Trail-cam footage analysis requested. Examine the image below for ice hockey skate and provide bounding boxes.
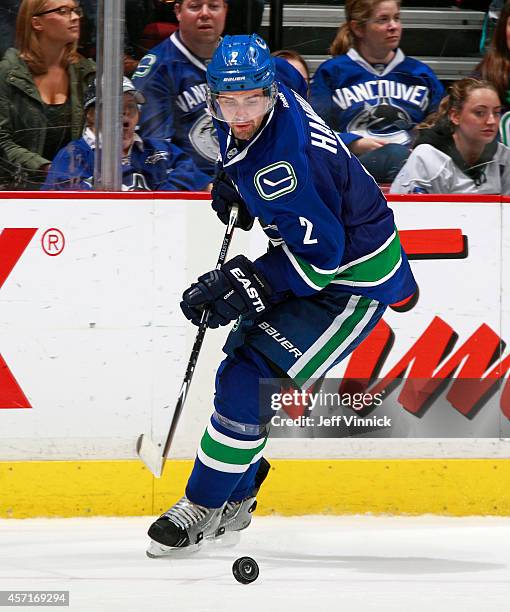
[146,494,260,558]
[146,496,225,557]
[147,457,270,557]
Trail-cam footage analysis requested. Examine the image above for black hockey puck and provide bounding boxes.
[232,556,259,584]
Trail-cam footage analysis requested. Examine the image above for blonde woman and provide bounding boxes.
[390,78,510,194]
[0,0,95,188]
[311,0,444,182]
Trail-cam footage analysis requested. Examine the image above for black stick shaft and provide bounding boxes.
[160,205,239,463]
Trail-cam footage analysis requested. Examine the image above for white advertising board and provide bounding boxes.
[1,193,509,459]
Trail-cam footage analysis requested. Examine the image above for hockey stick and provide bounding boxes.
[136,204,239,478]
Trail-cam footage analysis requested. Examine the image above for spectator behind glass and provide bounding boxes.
[310,0,444,183]
[272,49,310,90]
[132,0,228,179]
[42,76,211,190]
[390,78,510,195]
[0,0,95,189]
[272,50,309,99]
[0,1,19,59]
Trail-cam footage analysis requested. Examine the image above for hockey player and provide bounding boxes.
[42,77,211,191]
[146,34,417,556]
[391,78,510,195]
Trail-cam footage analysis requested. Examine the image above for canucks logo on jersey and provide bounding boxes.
[254,162,297,200]
[346,94,413,145]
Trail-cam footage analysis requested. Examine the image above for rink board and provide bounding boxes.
[1,192,510,517]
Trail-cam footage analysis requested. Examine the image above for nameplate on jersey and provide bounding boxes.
[254,162,297,201]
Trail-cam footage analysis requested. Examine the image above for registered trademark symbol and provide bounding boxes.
[41,228,65,256]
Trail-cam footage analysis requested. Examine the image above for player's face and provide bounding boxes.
[506,16,510,50]
[216,89,269,140]
[122,93,140,153]
[355,1,402,56]
[450,88,502,146]
[175,0,227,48]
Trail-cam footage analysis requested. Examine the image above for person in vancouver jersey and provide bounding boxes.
[146,34,417,557]
[310,0,444,183]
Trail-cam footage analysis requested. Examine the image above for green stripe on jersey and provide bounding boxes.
[200,429,267,466]
[282,244,338,291]
[296,255,338,288]
[293,296,373,381]
[335,229,401,285]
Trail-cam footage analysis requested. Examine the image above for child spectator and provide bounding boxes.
[42,77,211,190]
[0,0,95,189]
[390,78,510,195]
[310,0,444,183]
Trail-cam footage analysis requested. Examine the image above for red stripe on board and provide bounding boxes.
[0,228,38,290]
[0,190,211,200]
[0,354,31,409]
[0,191,505,203]
[399,229,464,255]
[387,194,501,203]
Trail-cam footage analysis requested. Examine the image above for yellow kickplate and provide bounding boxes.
[1,459,509,518]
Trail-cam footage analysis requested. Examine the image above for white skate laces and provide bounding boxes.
[162,496,210,531]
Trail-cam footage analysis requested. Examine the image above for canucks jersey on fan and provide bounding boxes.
[311,49,444,146]
[132,32,218,177]
[42,128,211,191]
[215,82,417,305]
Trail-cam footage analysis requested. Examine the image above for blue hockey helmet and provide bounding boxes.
[207,34,275,92]
[206,34,278,123]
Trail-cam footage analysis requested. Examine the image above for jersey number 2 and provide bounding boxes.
[299,217,318,245]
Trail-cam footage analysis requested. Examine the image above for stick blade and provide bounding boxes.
[136,434,164,478]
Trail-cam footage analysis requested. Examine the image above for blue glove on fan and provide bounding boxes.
[180,255,272,328]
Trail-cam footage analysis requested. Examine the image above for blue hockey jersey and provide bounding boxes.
[311,49,444,146]
[133,32,309,178]
[215,84,417,305]
[42,128,211,191]
[132,32,217,177]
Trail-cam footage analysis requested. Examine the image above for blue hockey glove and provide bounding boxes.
[211,171,254,231]
[180,255,272,328]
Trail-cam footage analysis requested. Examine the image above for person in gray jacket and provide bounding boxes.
[391,78,510,195]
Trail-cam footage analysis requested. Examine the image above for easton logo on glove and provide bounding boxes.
[180,255,272,329]
[228,267,267,313]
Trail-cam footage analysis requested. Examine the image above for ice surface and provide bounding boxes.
[0,515,509,612]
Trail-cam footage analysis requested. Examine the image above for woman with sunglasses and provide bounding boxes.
[0,0,95,188]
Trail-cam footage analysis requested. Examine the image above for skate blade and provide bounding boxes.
[146,530,241,558]
[212,530,241,548]
[146,540,202,559]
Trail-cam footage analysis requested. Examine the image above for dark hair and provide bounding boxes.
[272,49,310,82]
[418,77,500,132]
[329,0,401,56]
[475,2,510,105]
